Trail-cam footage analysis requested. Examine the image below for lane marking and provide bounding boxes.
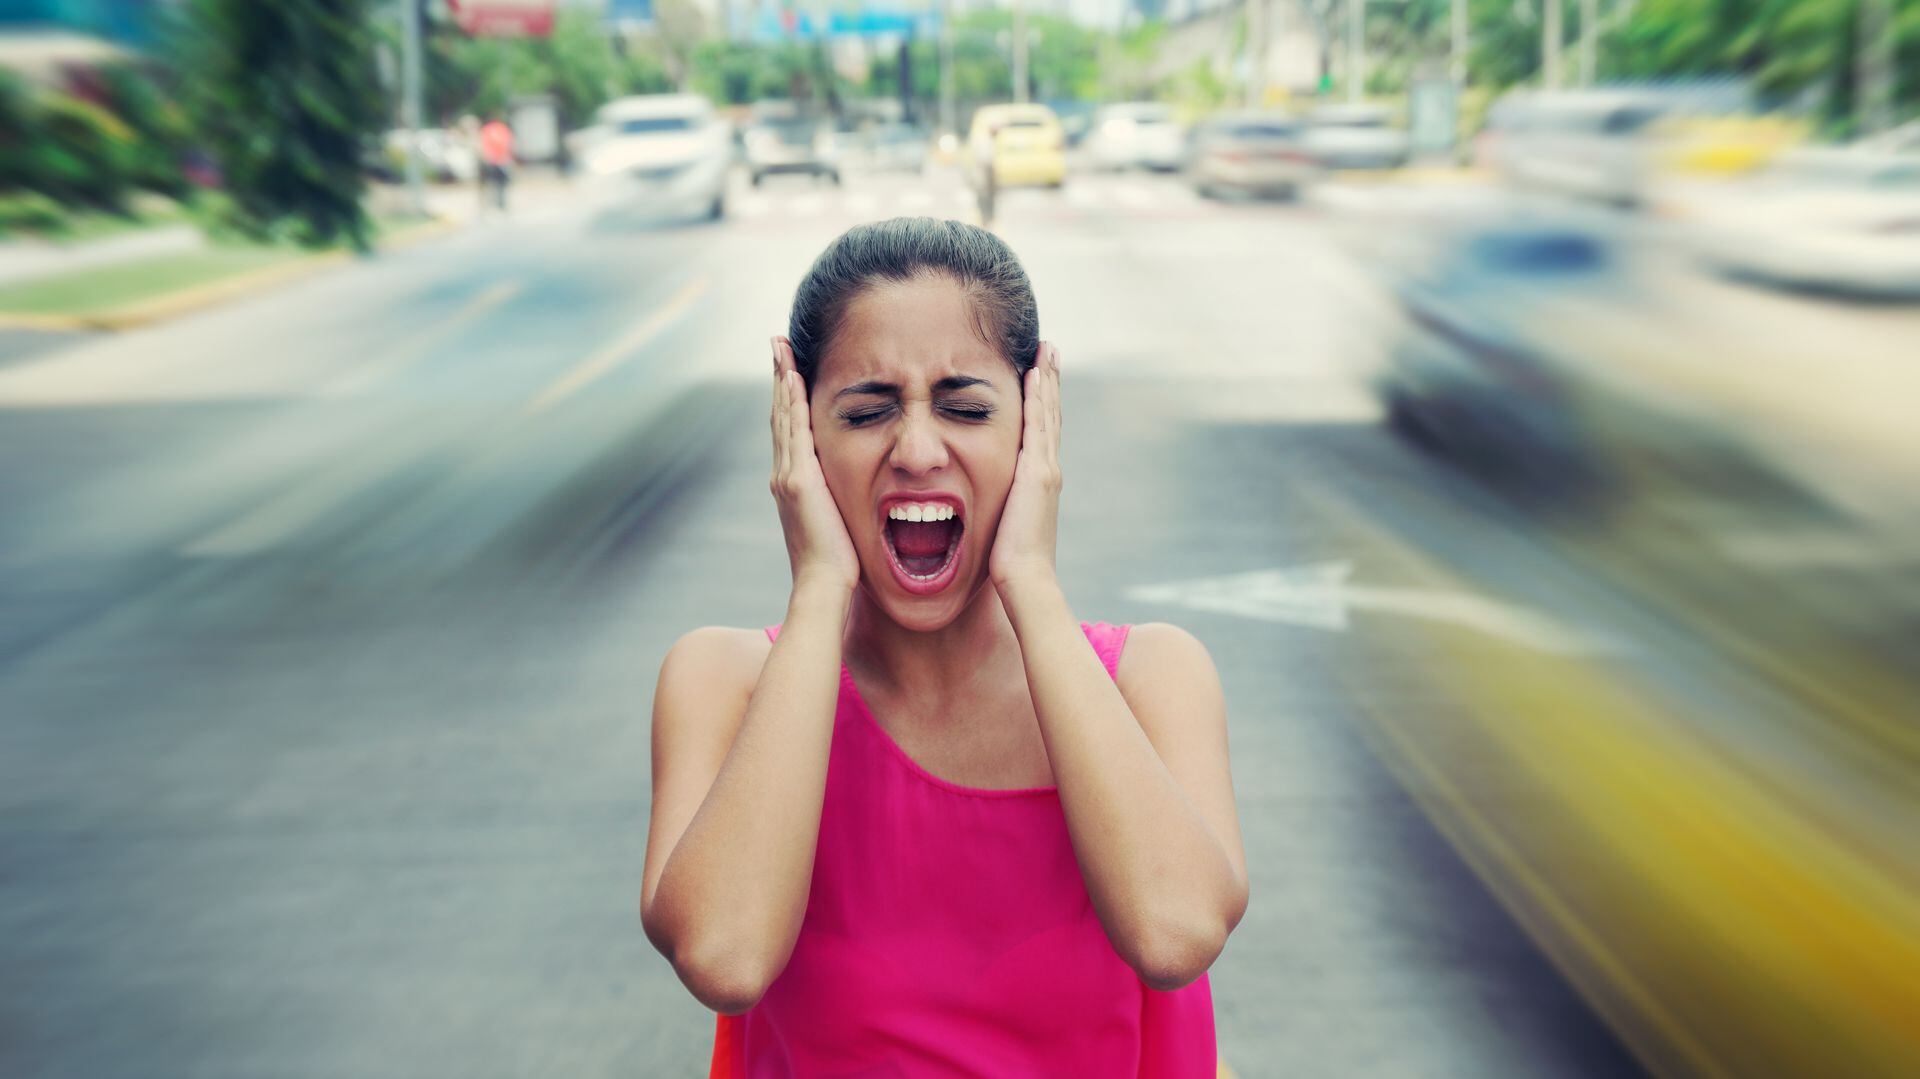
[524,274,710,414]
[324,278,524,397]
[1126,561,1611,654]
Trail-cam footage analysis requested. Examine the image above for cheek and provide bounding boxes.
[811,429,873,525]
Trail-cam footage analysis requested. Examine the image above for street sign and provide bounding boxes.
[606,0,653,24]
[756,6,938,41]
[446,0,555,37]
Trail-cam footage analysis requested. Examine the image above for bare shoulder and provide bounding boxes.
[1115,622,1221,699]
[655,626,773,715]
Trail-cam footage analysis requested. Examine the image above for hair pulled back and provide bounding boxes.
[787,217,1039,390]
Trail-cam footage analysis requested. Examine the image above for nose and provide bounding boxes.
[887,407,950,476]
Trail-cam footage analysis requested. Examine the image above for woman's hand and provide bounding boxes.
[990,342,1062,593]
[770,338,860,594]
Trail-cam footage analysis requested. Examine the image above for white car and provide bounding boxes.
[1479,90,1669,206]
[1302,105,1411,171]
[1085,104,1187,172]
[1681,147,1920,299]
[571,94,731,222]
[1189,112,1319,199]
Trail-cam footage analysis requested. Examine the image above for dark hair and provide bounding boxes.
[787,217,1039,390]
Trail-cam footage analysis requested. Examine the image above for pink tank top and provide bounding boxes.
[708,622,1217,1077]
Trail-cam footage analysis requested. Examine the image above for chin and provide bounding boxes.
[859,559,993,633]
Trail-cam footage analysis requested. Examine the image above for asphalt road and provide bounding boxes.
[0,166,1651,1077]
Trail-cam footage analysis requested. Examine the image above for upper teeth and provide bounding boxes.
[888,503,956,522]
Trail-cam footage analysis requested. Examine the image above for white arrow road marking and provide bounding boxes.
[1126,562,1612,655]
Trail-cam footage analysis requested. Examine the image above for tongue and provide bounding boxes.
[889,518,958,575]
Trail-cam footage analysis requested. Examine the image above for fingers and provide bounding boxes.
[1021,366,1041,445]
[770,338,788,476]
[787,370,815,459]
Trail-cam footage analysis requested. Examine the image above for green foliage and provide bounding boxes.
[0,191,71,236]
[175,0,384,251]
[0,64,189,211]
[23,93,139,211]
[94,64,195,200]
[691,41,813,105]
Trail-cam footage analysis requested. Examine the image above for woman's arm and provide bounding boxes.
[990,343,1247,989]
[641,341,862,1014]
[640,582,850,1014]
[1000,586,1249,990]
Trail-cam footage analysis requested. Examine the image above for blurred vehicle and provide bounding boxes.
[1374,220,1621,495]
[967,104,1067,189]
[743,118,842,186]
[1189,111,1319,200]
[1375,205,1920,538]
[1479,90,1669,207]
[858,122,929,174]
[1048,100,1097,148]
[1084,103,1187,172]
[375,128,479,184]
[571,94,731,221]
[1680,146,1920,299]
[1303,104,1410,170]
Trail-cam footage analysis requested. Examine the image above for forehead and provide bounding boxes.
[819,275,1010,390]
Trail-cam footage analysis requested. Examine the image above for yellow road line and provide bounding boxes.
[325,278,524,396]
[525,274,709,414]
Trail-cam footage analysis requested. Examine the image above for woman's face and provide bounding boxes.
[808,274,1023,631]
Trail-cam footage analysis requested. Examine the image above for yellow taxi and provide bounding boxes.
[967,104,1067,189]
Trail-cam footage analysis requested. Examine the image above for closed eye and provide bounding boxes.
[941,404,995,421]
[839,406,893,427]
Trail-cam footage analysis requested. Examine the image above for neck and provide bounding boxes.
[843,580,1023,702]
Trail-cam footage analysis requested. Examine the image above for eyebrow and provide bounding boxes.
[833,375,993,400]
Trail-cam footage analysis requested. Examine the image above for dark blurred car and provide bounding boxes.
[744,119,841,186]
[1189,111,1320,200]
[1375,221,1622,496]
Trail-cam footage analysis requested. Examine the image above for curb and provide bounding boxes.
[0,215,464,334]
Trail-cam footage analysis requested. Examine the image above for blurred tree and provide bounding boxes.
[93,64,194,200]
[177,0,384,250]
[19,93,138,211]
[0,71,41,193]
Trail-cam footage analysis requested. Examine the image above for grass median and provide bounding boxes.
[0,212,451,330]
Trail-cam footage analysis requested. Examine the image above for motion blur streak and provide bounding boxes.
[5,2,1920,1077]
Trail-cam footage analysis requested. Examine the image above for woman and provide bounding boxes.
[642,217,1248,1076]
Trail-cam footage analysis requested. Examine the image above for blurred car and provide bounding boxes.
[1302,104,1410,170]
[571,94,731,221]
[967,104,1067,189]
[1084,103,1187,172]
[860,122,929,174]
[743,118,842,186]
[1680,147,1920,299]
[1189,111,1319,200]
[1479,90,1669,207]
[1375,219,1625,496]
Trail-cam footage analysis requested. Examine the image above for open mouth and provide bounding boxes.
[880,500,965,596]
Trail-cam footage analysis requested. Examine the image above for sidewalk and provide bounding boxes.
[0,180,577,334]
[0,223,205,287]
